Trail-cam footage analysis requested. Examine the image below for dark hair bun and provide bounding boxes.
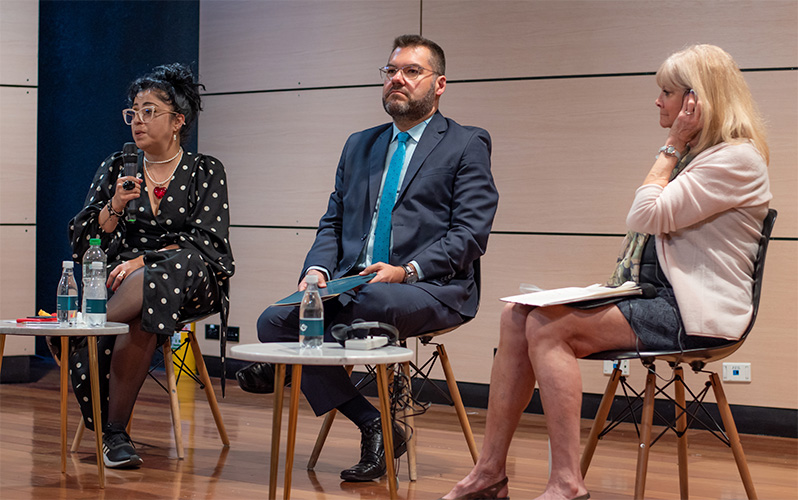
[127,63,205,143]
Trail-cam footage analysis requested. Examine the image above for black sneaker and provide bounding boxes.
[102,425,143,469]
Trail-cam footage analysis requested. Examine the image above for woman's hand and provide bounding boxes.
[667,90,703,150]
[111,176,143,214]
[107,256,144,291]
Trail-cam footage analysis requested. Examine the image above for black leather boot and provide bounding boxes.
[340,417,407,482]
[235,362,292,394]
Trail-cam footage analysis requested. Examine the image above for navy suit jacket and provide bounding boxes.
[302,111,499,318]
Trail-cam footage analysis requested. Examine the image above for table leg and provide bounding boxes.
[87,336,105,488]
[270,364,286,500]
[377,364,398,499]
[60,337,69,473]
[284,365,303,500]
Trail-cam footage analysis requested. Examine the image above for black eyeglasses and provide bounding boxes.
[122,106,178,125]
[379,64,439,81]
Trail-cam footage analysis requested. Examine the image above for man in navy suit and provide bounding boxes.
[245,34,499,481]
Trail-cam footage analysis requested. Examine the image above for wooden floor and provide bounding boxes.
[1,360,796,499]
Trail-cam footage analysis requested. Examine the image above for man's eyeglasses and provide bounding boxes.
[379,64,439,81]
[122,106,178,125]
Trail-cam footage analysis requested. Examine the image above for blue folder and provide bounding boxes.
[272,273,377,306]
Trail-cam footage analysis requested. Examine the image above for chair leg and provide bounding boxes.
[401,361,418,481]
[581,367,623,477]
[72,409,133,451]
[71,417,86,452]
[634,367,657,500]
[674,367,689,499]
[710,372,758,499]
[307,365,352,469]
[436,344,479,464]
[187,331,229,446]
[0,334,5,374]
[163,341,185,459]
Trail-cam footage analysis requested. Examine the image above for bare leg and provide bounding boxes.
[528,305,636,500]
[440,303,536,499]
[442,303,637,500]
[106,268,159,426]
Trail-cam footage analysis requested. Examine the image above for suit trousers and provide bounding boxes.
[256,282,463,416]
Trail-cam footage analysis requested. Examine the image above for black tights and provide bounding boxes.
[105,267,159,427]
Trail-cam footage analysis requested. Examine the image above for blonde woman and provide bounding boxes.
[441,45,771,500]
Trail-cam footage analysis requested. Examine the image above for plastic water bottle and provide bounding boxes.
[299,274,324,349]
[57,261,78,327]
[84,261,107,327]
[82,238,106,315]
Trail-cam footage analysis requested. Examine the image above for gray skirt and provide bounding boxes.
[616,286,731,351]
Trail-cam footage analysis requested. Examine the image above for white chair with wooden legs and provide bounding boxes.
[305,334,479,481]
[306,260,485,480]
[71,322,229,457]
[580,208,776,500]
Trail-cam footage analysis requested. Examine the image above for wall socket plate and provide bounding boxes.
[205,324,220,340]
[226,326,240,342]
[722,362,751,382]
[603,360,630,376]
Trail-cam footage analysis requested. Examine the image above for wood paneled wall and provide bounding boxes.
[198,0,797,410]
[0,0,37,357]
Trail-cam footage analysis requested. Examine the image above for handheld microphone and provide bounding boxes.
[122,142,139,222]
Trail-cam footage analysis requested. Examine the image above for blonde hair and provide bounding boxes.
[656,44,769,164]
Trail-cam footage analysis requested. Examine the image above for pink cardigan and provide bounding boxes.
[626,142,771,340]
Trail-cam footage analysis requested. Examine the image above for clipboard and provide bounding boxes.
[272,273,376,306]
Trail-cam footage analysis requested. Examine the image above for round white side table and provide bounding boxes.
[230,342,413,500]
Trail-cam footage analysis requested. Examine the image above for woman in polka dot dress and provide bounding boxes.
[68,63,234,468]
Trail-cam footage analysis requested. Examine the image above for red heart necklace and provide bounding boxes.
[143,148,183,199]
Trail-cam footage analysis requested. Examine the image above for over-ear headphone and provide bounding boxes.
[331,319,399,347]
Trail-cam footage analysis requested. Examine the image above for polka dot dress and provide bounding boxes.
[69,150,234,337]
[67,150,235,428]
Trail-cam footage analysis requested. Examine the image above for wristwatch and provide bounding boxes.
[657,145,682,162]
[402,263,419,284]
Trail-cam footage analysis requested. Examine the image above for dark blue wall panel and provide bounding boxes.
[37,1,199,349]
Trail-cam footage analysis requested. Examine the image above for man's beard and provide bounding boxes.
[382,84,436,122]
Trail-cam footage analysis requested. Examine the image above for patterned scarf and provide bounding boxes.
[608,153,693,286]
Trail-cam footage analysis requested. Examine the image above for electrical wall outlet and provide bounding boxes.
[722,362,751,382]
[226,326,240,342]
[205,324,220,340]
[603,360,630,376]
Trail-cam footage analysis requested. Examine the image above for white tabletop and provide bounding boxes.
[0,320,129,336]
[230,342,413,366]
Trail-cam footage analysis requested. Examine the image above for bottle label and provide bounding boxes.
[85,298,107,314]
[57,295,78,311]
[299,318,323,337]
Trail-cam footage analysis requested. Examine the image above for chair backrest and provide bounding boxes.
[739,208,777,344]
[418,257,482,343]
[664,208,777,366]
[586,208,777,366]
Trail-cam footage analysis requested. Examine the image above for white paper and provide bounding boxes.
[501,281,641,307]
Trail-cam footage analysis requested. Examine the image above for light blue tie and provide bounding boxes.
[372,132,410,264]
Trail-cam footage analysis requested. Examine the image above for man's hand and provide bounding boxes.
[299,269,328,291]
[360,262,406,283]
